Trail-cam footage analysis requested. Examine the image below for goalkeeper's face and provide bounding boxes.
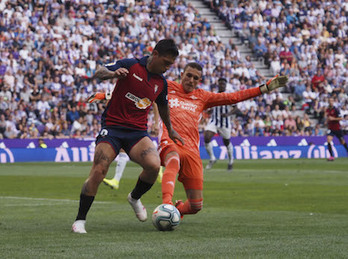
[181,67,202,93]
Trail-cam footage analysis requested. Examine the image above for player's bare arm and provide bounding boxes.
[157,103,184,145]
[152,103,160,136]
[328,116,342,122]
[94,66,129,80]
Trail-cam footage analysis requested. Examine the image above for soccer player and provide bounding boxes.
[326,97,348,161]
[159,63,288,217]
[204,78,236,171]
[72,39,183,233]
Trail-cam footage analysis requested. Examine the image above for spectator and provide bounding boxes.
[311,69,325,90]
[284,114,297,133]
[66,106,80,124]
[271,104,283,120]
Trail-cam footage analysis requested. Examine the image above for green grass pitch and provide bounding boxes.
[1,159,348,258]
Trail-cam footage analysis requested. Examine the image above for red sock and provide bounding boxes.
[177,198,203,215]
[162,156,180,204]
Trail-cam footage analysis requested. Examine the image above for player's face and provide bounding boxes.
[329,98,334,107]
[218,81,227,93]
[150,51,176,74]
[181,67,202,93]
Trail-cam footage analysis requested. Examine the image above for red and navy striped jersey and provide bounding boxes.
[102,56,168,131]
[326,106,341,131]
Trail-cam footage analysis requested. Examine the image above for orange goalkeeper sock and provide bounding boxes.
[162,156,180,204]
[176,198,203,215]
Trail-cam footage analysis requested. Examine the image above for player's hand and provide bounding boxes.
[87,92,112,103]
[87,92,106,103]
[260,75,288,93]
[114,68,129,79]
[168,129,185,146]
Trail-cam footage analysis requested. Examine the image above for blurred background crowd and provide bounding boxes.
[0,0,347,140]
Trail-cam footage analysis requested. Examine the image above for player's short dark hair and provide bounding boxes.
[183,62,203,72]
[154,39,179,57]
[218,77,227,83]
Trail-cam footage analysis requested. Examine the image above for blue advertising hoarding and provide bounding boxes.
[0,136,346,163]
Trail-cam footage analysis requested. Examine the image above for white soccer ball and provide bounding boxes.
[152,204,181,231]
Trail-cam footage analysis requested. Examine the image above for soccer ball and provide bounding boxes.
[152,204,181,231]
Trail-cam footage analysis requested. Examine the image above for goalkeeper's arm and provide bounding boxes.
[87,75,288,103]
[87,92,112,103]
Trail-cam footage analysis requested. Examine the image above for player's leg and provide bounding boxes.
[223,138,234,171]
[175,186,203,216]
[161,151,180,204]
[103,149,128,189]
[127,136,161,221]
[204,129,217,169]
[220,126,233,171]
[326,134,334,161]
[157,166,164,183]
[174,152,204,216]
[72,142,117,233]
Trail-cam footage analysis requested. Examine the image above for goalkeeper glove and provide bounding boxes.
[87,92,112,103]
[259,75,288,94]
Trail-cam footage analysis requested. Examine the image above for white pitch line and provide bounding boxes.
[3,204,70,207]
[0,196,113,204]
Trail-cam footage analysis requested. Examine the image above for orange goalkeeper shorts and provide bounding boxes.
[159,142,203,190]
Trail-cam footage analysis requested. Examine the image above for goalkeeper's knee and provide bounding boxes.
[189,198,203,214]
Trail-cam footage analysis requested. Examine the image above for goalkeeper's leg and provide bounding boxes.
[161,154,180,204]
[175,177,203,216]
[175,186,203,216]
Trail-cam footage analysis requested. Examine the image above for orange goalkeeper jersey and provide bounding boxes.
[159,80,262,153]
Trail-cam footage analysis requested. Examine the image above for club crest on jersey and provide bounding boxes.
[100,129,108,136]
[126,92,151,109]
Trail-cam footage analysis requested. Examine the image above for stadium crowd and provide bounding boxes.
[208,0,348,133]
[0,0,347,140]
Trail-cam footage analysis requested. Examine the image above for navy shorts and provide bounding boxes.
[327,129,344,140]
[96,126,149,154]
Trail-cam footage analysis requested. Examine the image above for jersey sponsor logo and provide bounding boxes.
[190,95,198,99]
[126,92,151,109]
[169,98,197,112]
[133,73,143,81]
